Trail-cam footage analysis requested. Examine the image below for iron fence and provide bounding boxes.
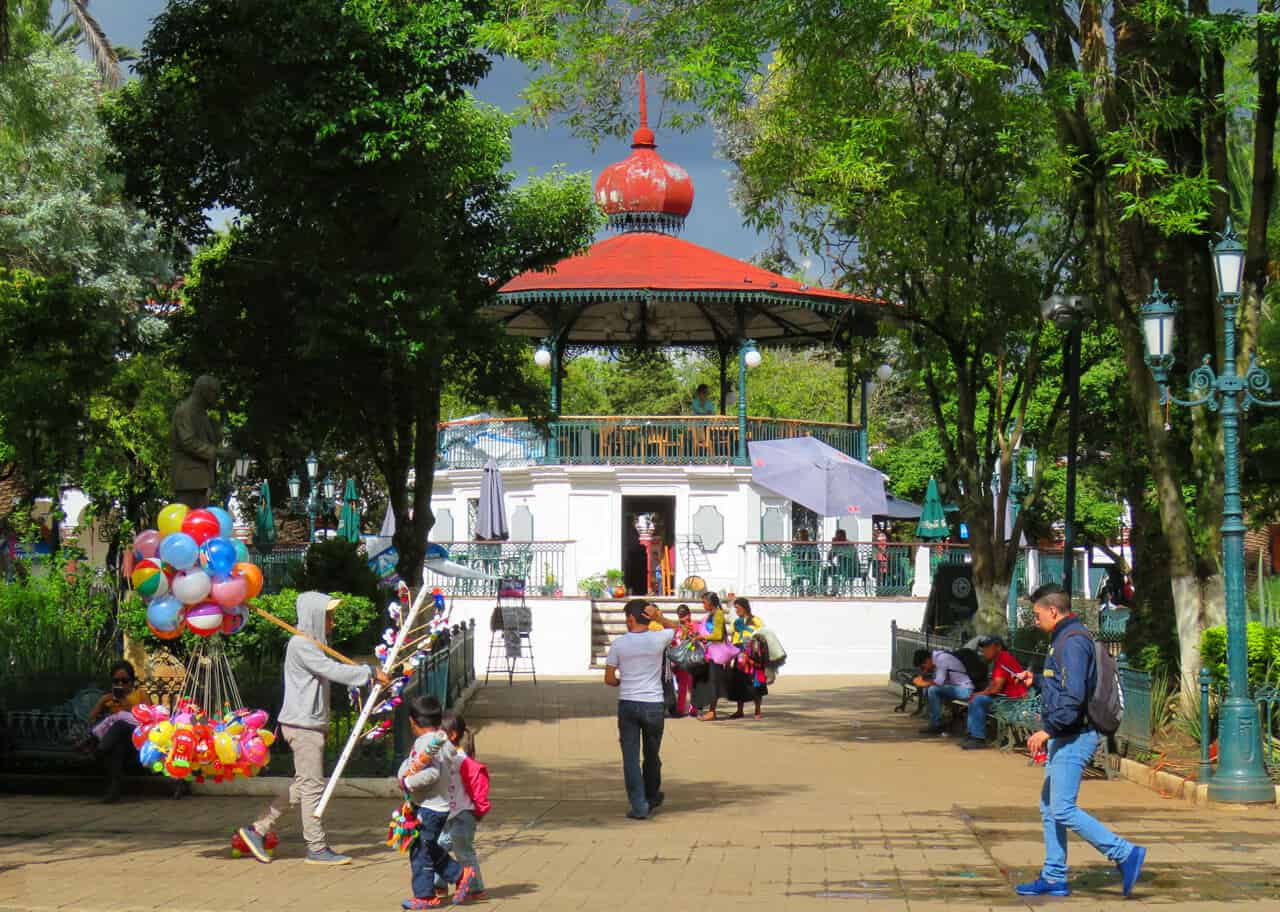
[1116,656,1153,754]
[436,415,865,468]
[247,546,308,595]
[424,541,568,597]
[753,541,917,596]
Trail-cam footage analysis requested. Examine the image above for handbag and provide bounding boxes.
[667,638,707,673]
[705,641,740,666]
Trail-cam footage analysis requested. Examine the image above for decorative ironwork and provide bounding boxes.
[435,415,865,470]
[423,541,569,597]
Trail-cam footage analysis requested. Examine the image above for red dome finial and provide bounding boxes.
[593,72,695,234]
[632,72,656,149]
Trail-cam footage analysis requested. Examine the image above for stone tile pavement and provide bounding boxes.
[1,675,1278,911]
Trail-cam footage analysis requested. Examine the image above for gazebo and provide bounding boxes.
[483,77,891,465]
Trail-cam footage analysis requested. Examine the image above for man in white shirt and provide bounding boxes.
[605,599,680,819]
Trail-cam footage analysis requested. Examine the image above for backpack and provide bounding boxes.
[460,755,491,818]
[948,648,989,690]
[1061,627,1124,734]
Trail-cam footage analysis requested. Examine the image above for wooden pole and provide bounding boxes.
[246,602,358,666]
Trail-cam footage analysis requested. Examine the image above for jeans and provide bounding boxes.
[252,725,329,853]
[411,808,462,899]
[926,684,973,727]
[1039,730,1134,882]
[98,721,135,796]
[967,694,998,740]
[617,700,665,815]
[435,811,484,892]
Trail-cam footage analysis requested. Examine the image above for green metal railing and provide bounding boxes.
[424,541,569,597]
[247,546,308,595]
[751,541,983,597]
[436,415,865,469]
[1036,552,1088,596]
[1116,656,1153,754]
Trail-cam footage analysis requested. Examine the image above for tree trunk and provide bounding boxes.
[973,579,1011,636]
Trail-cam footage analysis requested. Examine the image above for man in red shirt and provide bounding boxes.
[960,635,1028,750]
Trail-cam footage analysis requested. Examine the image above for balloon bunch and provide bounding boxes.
[230,829,280,859]
[131,700,275,783]
[130,503,265,639]
[347,588,451,744]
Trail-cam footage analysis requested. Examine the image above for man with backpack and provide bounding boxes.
[912,647,977,735]
[1012,585,1146,899]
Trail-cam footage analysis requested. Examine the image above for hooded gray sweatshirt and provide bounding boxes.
[278,591,373,731]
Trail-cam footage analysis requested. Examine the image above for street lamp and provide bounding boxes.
[737,339,761,464]
[1139,218,1277,803]
[1004,446,1037,629]
[534,338,562,463]
[288,457,339,542]
[1042,294,1090,599]
[233,453,252,481]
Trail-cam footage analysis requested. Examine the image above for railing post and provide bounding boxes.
[889,619,898,684]
[1199,667,1214,782]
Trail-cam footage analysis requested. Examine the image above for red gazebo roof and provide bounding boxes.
[488,76,889,346]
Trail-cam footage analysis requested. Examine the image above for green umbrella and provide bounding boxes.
[253,480,277,553]
[914,477,950,540]
[339,478,361,543]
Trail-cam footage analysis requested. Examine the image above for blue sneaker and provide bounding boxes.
[1015,878,1070,897]
[1118,845,1147,897]
[236,827,271,864]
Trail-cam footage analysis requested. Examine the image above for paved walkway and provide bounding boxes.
[1,675,1277,911]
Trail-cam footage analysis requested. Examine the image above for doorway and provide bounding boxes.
[621,495,676,596]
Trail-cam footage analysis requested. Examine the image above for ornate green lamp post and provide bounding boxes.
[534,339,560,463]
[737,338,761,464]
[1139,220,1276,803]
[1004,446,1036,629]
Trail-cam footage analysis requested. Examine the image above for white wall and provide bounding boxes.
[441,594,924,677]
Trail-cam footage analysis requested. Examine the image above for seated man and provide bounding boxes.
[960,635,1029,750]
[912,648,973,735]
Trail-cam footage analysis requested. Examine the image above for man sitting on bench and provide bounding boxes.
[960,636,1029,750]
[912,648,973,735]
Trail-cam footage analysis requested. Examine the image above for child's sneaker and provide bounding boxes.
[401,898,445,909]
[453,866,477,905]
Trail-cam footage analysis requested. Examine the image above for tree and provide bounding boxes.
[106,0,600,581]
[3,1,123,85]
[485,0,1280,700]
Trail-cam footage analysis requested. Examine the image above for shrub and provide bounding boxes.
[0,557,118,708]
[1199,623,1280,690]
[287,538,383,604]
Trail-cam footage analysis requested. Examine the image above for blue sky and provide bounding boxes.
[95,3,766,262]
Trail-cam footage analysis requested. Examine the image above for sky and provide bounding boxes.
[94,3,767,263]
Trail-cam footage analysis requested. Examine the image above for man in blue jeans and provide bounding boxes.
[912,648,973,734]
[1013,585,1147,898]
[604,599,680,819]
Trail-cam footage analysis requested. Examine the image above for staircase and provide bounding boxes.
[590,597,691,668]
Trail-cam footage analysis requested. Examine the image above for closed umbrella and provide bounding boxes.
[339,478,361,543]
[748,437,887,517]
[253,480,276,553]
[475,458,509,541]
[915,477,949,540]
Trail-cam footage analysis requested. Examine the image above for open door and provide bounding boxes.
[621,495,676,596]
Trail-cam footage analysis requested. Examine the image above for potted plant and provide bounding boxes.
[606,568,625,598]
[578,573,607,599]
[539,570,559,598]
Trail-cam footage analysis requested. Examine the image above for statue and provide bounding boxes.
[170,375,236,509]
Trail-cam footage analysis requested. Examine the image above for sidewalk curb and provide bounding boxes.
[190,680,486,799]
[1114,756,1280,809]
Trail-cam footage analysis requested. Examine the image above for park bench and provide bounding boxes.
[0,650,187,781]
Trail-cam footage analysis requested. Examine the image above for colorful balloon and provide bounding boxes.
[146,594,184,633]
[185,602,224,637]
[210,575,247,609]
[181,509,221,546]
[234,562,264,600]
[158,532,199,570]
[134,529,162,560]
[201,537,238,576]
[207,506,234,539]
[131,559,170,598]
[221,604,247,635]
[232,539,250,563]
[172,569,212,605]
[157,503,189,537]
[148,621,183,641]
[213,731,239,765]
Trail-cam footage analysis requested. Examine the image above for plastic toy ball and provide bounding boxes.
[131,559,170,599]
